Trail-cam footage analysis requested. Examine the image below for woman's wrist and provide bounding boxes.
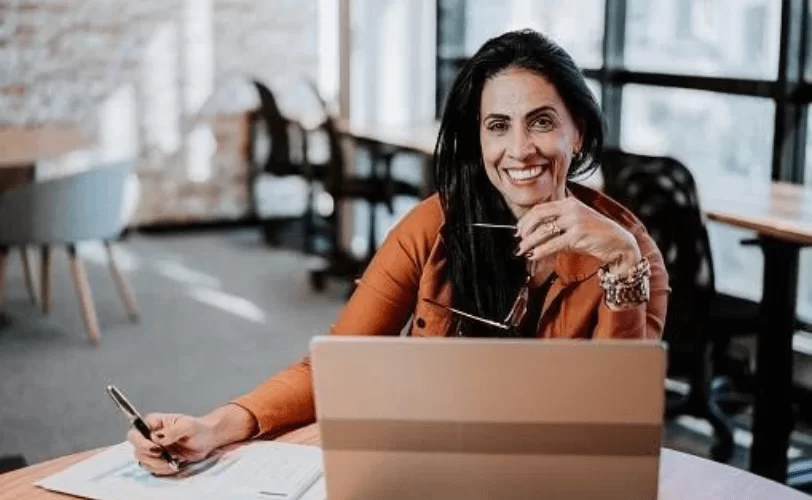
[606,235,642,276]
[599,236,650,311]
[201,404,259,448]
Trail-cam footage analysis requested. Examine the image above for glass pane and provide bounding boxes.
[799,109,812,321]
[438,0,467,58]
[625,0,782,79]
[808,106,812,186]
[463,0,604,68]
[800,251,812,322]
[807,5,812,81]
[586,78,601,108]
[620,85,775,300]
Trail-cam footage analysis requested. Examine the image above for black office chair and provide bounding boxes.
[601,149,763,463]
[248,79,320,250]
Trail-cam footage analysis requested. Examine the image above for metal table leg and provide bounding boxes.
[749,238,802,482]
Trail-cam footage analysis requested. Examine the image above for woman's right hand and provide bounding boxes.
[128,404,258,476]
[128,413,219,476]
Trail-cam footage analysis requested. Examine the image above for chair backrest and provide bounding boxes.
[252,79,298,173]
[601,149,715,357]
[317,114,347,193]
[0,160,134,245]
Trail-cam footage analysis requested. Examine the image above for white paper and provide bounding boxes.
[35,441,325,500]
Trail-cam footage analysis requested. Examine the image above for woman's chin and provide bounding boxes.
[504,189,553,215]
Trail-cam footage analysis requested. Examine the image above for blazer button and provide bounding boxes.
[416,317,426,328]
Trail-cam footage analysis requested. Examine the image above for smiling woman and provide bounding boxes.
[437,29,652,329]
[124,29,670,476]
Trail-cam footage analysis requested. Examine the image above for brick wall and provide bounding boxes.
[0,0,319,225]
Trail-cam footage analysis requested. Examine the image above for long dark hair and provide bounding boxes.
[435,29,603,336]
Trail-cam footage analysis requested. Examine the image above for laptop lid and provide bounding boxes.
[311,336,666,500]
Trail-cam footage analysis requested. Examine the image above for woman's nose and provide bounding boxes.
[507,128,535,160]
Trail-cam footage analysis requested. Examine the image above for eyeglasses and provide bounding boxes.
[423,223,536,335]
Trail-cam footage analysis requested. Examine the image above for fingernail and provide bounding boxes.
[525,251,534,259]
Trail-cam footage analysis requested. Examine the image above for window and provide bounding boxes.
[437,0,603,115]
[621,86,775,299]
[624,0,781,79]
[462,0,604,67]
[621,86,774,184]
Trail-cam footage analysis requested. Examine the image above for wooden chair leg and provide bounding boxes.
[0,246,7,310]
[104,241,139,321]
[41,245,51,314]
[67,244,100,344]
[19,246,38,306]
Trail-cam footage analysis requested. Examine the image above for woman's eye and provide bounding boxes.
[532,116,554,130]
[487,122,508,133]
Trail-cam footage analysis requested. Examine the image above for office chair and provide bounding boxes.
[0,161,139,344]
[601,149,763,463]
[248,79,319,250]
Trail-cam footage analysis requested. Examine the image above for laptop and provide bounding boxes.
[310,336,666,500]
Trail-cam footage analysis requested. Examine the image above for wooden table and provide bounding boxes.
[0,125,89,191]
[0,125,88,168]
[0,424,808,499]
[335,120,812,483]
[698,179,812,484]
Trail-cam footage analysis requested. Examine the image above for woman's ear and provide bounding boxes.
[572,119,585,154]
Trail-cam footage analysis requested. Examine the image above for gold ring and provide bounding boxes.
[544,221,562,236]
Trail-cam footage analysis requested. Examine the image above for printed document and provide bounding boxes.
[35,440,325,500]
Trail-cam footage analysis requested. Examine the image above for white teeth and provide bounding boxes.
[507,166,543,181]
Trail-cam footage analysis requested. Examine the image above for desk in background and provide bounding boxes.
[0,424,807,500]
[701,180,812,483]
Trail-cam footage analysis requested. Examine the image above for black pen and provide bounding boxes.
[106,385,180,471]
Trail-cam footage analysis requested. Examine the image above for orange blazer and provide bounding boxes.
[232,183,670,436]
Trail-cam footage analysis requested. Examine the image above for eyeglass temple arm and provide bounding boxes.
[421,299,511,331]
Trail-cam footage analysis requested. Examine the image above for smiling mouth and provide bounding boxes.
[505,165,546,182]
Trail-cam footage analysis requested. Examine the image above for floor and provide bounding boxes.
[1,229,811,492]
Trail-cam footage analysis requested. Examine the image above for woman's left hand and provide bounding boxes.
[515,197,642,275]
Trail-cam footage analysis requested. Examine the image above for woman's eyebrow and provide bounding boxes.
[525,105,557,120]
[482,106,558,122]
[483,112,510,121]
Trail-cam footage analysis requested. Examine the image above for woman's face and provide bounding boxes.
[479,67,582,218]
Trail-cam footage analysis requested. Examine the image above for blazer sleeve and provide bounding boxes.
[593,226,670,340]
[229,197,442,435]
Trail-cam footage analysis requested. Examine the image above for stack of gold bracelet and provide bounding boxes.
[597,257,651,307]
